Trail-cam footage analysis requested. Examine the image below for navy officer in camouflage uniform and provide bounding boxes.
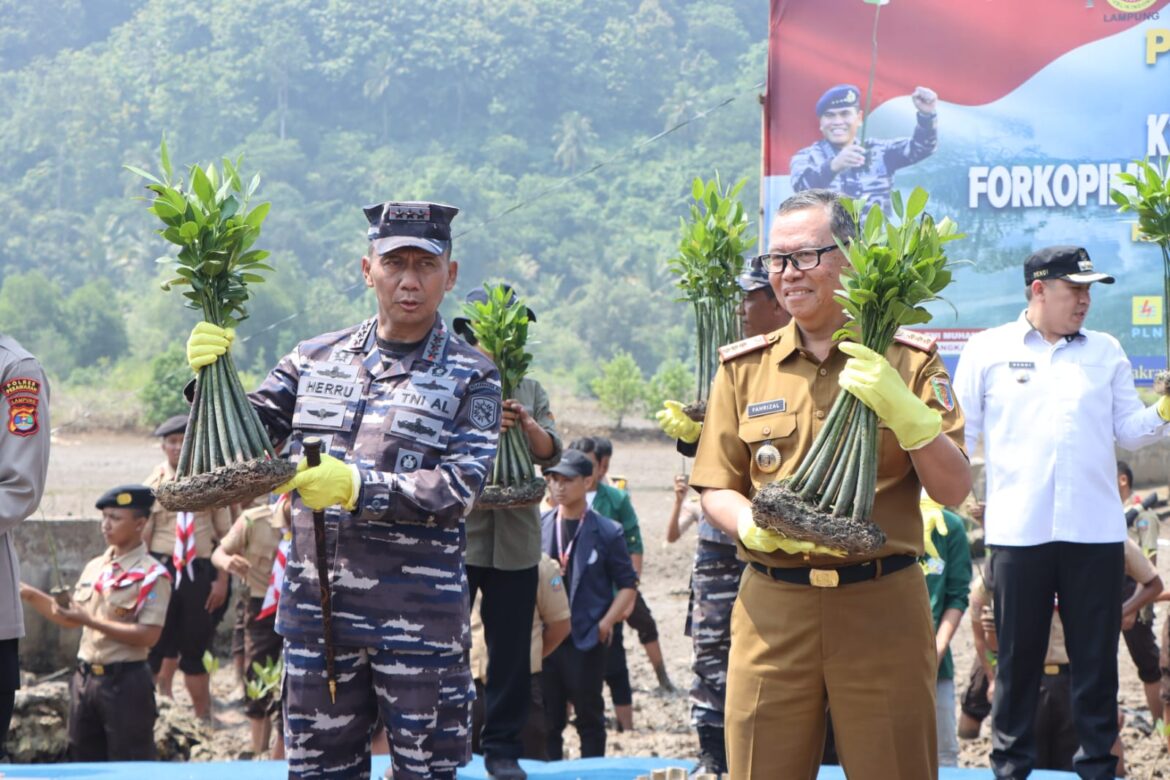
[789,83,938,216]
[187,200,501,780]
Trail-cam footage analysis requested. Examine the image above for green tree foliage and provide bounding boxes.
[139,344,191,427]
[592,350,645,429]
[0,0,766,422]
[643,357,692,420]
[66,279,129,367]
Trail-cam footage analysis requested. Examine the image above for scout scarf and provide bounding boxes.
[257,531,292,620]
[94,560,171,615]
[172,511,197,585]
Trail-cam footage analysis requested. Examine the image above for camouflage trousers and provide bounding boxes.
[282,639,472,780]
[684,540,745,728]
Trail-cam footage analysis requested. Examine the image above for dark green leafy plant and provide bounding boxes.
[129,139,292,510]
[753,188,962,552]
[667,174,753,414]
[463,284,545,507]
[1111,159,1170,367]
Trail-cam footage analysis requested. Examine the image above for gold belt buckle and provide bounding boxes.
[809,568,840,588]
[1043,664,1059,675]
[91,664,106,676]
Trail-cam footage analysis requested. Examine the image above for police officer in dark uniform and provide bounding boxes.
[21,485,171,761]
[789,83,939,216]
[187,200,501,780]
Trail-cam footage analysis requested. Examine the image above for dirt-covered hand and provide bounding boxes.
[838,342,941,450]
[736,507,847,557]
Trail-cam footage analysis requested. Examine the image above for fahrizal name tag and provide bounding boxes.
[746,399,786,418]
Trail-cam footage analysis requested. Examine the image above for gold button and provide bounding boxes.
[762,426,771,436]
[819,368,828,376]
[815,410,825,419]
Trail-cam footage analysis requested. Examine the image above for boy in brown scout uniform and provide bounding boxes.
[142,414,234,719]
[21,485,171,761]
[212,493,290,759]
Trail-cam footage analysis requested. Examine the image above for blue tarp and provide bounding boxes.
[0,756,1077,779]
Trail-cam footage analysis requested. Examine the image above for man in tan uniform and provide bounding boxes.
[690,188,970,778]
[22,485,171,761]
[0,334,50,761]
[143,414,234,719]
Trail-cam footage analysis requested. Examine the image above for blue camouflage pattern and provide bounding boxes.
[250,313,501,653]
[283,638,472,779]
[788,113,938,215]
[684,539,745,728]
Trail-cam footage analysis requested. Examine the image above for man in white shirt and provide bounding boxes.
[953,245,1170,780]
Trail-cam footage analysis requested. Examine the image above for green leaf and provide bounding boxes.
[124,164,162,185]
[160,136,173,182]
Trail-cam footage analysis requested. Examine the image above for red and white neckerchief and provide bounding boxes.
[173,511,197,585]
[554,508,584,575]
[94,558,172,615]
[257,530,292,620]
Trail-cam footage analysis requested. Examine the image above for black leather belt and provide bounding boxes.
[77,660,146,678]
[749,554,917,588]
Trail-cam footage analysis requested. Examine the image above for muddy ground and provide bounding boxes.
[32,426,1170,774]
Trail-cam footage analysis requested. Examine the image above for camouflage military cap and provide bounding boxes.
[815,84,861,116]
[96,484,155,514]
[364,201,460,257]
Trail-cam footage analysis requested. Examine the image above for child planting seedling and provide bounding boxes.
[128,140,294,511]
[751,188,962,554]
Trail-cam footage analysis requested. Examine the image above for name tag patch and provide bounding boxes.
[299,376,362,401]
[1008,361,1035,370]
[388,388,457,420]
[390,411,444,447]
[746,399,787,418]
[293,400,348,430]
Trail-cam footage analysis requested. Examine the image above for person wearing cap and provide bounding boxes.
[539,449,638,760]
[789,83,939,216]
[21,485,171,761]
[953,245,1170,779]
[185,200,501,779]
[141,413,234,721]
[453,286,561,780]
[689,188,970,778]
[0,334,49,761]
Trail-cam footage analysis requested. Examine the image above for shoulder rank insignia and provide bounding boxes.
[718,335,769,363]
[892,328,937,353]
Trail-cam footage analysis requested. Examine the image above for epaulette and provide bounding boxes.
[718,335,769,363]
[892,328,936,353]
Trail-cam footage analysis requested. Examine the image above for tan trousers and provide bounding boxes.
[725,563,938,779]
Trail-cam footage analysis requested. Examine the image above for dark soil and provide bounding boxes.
[752,482,886,556]
[682,400,706,423]
[476,477,548,509]
[155,458,297,512]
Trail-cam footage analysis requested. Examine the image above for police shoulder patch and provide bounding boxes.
[893,328,936,353]
[718,335,769,363]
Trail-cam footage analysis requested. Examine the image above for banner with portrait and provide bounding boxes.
[763,0,1170,379]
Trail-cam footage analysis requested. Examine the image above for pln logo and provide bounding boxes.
[1133,296,1163,326]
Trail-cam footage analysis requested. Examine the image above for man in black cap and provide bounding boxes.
[455,286,561,780]
[141,413,233,720]
[539,449,637,760]
[21,485,171,761]
[186,200,501,780]
[954,245,1170,779]
[789,82,939,216]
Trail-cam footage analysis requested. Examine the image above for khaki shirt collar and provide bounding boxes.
[106,543,148,570]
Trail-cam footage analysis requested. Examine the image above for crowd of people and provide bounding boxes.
[1,186,1169,780]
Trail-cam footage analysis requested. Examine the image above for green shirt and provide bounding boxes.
[465,378,562,569]
[1129,507,1160,558]
[591,483,643,555]
[921,508,971,680]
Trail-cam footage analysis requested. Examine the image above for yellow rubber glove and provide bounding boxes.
[838,342,942,451]
[186,322,235,370]
[1156,395,1170,422]
[736,508,848,557]
[920,492,948,560]
[655,400,702,444]
[275,453,360,512]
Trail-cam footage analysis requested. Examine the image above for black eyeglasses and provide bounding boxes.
[754,243,844,274]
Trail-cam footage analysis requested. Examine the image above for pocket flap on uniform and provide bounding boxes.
[737,414,796,444]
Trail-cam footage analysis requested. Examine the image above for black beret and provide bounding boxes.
[153,414,188,437]
[95,484,155,514]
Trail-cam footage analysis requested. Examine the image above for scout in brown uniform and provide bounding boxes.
[690,188,971,779]
[21,485,171,761]
[212,494,289,759]
[143,414,234,719]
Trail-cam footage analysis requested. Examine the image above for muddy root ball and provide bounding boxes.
[682,400,707,423]
[751,482,886,556]
[154,458,297,513]
[476,477,548,510]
